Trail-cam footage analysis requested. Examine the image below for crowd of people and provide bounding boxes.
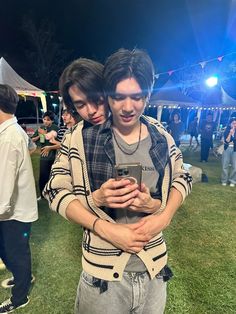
[0,47,234,313]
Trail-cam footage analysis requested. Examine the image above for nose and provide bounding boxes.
[87,103,97,117]
[122,97,133,114]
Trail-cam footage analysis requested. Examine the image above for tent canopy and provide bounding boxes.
[150,80,199,106]
[221,86,236,106]
[0,57,47,111]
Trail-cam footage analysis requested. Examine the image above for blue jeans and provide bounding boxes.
[221,147,236,184]
[75,271,166,314]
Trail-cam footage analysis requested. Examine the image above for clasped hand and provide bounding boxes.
[92,179,160,214]
[97,212,169,254]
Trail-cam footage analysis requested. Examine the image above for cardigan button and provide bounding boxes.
[86,190,90,196]
[113,272,119,279]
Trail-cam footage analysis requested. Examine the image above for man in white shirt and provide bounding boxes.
[0,84,38,313]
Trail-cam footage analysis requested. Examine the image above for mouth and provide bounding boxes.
[90,115,103,125]
[120,115,134,122]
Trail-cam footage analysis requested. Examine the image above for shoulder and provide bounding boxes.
[142,115,167,131]
[142,115,175,147]
[62,121,86,142]
[52,124,59,131]
[2,124,27,148]
[83,119,111,138]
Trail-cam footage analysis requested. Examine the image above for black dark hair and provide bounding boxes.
[172,112,181,121]
[0,84,19,114]
[61,104,81,124]
[43,110,54,121]
[103,48,155,100]
[59,58,105,113]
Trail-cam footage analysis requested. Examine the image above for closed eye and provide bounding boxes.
[111,93,144,101]
[73,101,86,109]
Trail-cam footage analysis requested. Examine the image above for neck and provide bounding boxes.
[112,121,142,146]
[0,112,14,124]
[66,122,73,128]
[112,121,141,137]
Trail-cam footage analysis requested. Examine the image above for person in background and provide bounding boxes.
[20,124,37,154]
[49,103,81,149]
[0,84,38,313]
[188,116,199,147]
[221,117,236,187]
[32,111,59,200]
[44,49,192,314]
[168,112,184,147]
[200,113,215,162]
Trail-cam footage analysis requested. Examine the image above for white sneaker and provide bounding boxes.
[0,297,29,313]
[222,183,227,186]
[229,183,235,187]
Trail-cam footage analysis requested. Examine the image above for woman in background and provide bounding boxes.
[221,117,236,187]
[168,112,184,148]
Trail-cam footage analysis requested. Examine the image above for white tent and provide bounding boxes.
[150,80,199,121]
[221,86,236,106]
[150,80,199,107]
[0,57,47,111]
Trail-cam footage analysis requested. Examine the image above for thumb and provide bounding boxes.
[140,183,149,194]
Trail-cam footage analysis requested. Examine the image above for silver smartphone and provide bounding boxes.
[114,163,142,189]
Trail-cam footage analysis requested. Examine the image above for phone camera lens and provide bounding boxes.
[118,170,123,176]
[124,170,129,175]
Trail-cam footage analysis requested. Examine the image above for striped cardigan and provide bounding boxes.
[44,116,192,281]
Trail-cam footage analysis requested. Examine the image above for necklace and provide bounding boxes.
[112,122,142,155]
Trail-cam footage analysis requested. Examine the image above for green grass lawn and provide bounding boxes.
[0,148,235,313]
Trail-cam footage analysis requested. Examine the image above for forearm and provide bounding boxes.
[137,188,183,238]
[225,132,232,143]
[48,144,60,151]
[159,187,183,226]
[66,199,148,253]
[32,136,39,142]
[66,199,100,231]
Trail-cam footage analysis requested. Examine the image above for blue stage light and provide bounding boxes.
[205,76,218,87]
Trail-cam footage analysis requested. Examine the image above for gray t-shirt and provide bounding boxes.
[112,131,159,271]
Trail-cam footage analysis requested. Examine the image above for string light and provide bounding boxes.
[154,51,236,78]
[147,104,236,111]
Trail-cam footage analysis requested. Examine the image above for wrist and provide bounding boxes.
[92,217,101,234]
[94,219,111,239]
[92,189,102,207]
[157,211,172,229]
[149,198,161,213]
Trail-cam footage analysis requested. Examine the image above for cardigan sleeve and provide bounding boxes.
[43,131,78,219]
[171,146,192,202]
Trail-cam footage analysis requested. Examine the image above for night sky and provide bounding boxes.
[0,0,236,91]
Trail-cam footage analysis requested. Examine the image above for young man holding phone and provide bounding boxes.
[44,50,192,313]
